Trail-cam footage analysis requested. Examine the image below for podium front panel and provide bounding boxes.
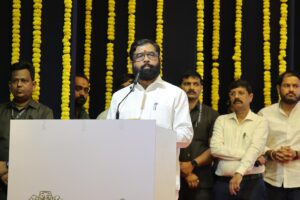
[8,120,176,200]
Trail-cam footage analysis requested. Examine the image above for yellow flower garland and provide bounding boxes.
[156,0,164,76]
[211,0,220,110]
[61,0,72,119]
[32,0,43,101]
[127,0,136,74]
[196,0,205,102]
[11,0,22,100]
[105,0,115,109]
[83,0,93,112]
[232,0,243,80]
[263,0,272,106]
[278,0,288,75]
[11,0,21,65]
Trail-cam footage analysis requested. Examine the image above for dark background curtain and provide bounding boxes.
[0,0,299,119]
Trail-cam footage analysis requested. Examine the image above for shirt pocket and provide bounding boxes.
[152,103,173,129]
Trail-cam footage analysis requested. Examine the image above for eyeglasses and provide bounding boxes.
[133,51,159,62]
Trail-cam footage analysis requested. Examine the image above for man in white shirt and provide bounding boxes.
[210,79,268,200]
[258,71,300,200]
[107,39,193,199]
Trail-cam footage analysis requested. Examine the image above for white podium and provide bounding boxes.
[8,120,176,200]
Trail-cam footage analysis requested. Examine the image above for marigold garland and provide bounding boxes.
[232,0,243,80]
[278,0,288,75]
[11,0,21,65]
[61,0,72,119]
[211,0,220,110]
[263,0,272,106]
[11,0,22,100]
[83,0,93,112]
[32,0,43,101]
[105,0,116,109]
[156,0,164,76]
[127,0,136,74]
[196,0,205,102]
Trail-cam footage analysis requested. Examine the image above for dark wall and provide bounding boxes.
[0,0,298,118]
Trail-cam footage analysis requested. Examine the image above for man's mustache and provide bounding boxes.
[187,90,196,95]
[233,99,243,104]
[286,92,296,96]
[141,64,155,70]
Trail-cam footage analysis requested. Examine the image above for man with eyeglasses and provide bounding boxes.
[0,61,53,200]
[74,74,90,119]
[107,38,193,199]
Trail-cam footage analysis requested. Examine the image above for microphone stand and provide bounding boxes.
[115,72,140,119]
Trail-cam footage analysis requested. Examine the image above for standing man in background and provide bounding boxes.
[179,70,219,200]
[210,79,268,200]
[74,74,90,119]
[107,38,193,199]
[259,71,300,200]
[0,61,53,200]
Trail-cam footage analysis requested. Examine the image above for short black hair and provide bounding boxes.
[129,39,160,61]
[117,73,134,87]
[76,73,89,83]
[181,70,203,85]
[276,71,300,86]
[10,61,35,81]
[228,79,252,94]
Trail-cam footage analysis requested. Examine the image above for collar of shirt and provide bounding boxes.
[229,110,256,123]
[278,101,300,117]
[8,99,39,110]
[134,76,165,92]
[191,101,201,112]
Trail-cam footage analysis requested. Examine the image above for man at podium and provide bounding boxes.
[107,38,193,199]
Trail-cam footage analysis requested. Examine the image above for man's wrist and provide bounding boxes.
[234,172,243,177]
[268,150,276,161]
[191,159,198,167]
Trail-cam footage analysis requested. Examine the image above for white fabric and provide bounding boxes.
[107,76,193,191]
[258,102,300,188]
[210,110,268,176]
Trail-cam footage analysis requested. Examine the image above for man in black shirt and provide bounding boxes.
[0,61,53,200]
[74,74,90,119]
[179,70,219,200]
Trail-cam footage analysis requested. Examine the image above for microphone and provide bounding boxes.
[133,71,140,85]
[115,71,140,119]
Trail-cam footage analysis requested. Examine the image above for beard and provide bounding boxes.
[132,63,160,81]
[75,96,87,107]
[280,92,300,105]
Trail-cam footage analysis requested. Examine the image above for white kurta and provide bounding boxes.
[107,76,193,191]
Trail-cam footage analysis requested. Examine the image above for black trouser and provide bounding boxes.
[0,181,7,200]
[265,182,300,200]
[213,174,266,200]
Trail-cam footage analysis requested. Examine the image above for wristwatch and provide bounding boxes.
[191,159,198,167]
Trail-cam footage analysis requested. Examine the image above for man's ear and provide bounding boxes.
[32,80,36,90]
[249,93,254,103]
[276,85,280,96]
